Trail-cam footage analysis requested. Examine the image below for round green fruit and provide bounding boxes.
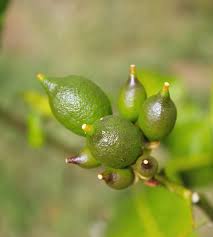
[37,74,112,136]
[135,155,158,180]
[98,167,134,190]
[84,115,143,168]
[138,82,177,141]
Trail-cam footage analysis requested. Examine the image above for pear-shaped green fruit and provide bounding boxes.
[118,65,147,122]
[37,74,112,136]
[66,147,100,169]
[98,167,134,190]
[138,82,177,141]
[83,115,143,168]
[135,155,158,180]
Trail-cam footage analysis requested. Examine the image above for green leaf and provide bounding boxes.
[27,112,45,148]
[105,185,194,237]
[22,90,52,118]
[164,100,212,187]
[210,82,213,132]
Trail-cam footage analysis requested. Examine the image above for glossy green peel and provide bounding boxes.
[37,74,112,136]
[86,115,143,168]
[98,167,135,190]
[138,82,177,141]
[118,65,147,122]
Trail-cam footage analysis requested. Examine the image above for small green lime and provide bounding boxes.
[85,115,143,168]
[135,155,158,180]
[98,167,134,190]
[138,82,177,141]
[118,65,147,122]
[37,74,112,136]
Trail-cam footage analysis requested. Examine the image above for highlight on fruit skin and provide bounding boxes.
[118,64,147,122]
[65,147,100,169]
[97,167,135,190]
[138,81,177,141]
[135,155,158,180]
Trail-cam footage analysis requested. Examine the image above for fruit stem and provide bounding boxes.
[160,82,170,97]
[37,73,45,81]
[154,174,213,222]
[129,64,136,76]
[82,124,94,136]
[128,64,139,86]
[145,141,160,150]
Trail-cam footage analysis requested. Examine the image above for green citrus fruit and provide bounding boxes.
[135,155,158,180]
[138,82,177,141]
[37,74,112,136]
[84,115,143,168]
[98,167,135,190]
[118,65,147,122]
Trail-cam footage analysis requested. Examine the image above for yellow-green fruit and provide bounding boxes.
[37,74,112,136]
[84,115,143,168]
[98,167,134,190]
[135,155,158,180]
[66,147,100,169]
[118,65,147,122]
[138,82,177,141]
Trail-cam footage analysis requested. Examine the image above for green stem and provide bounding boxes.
[154,174,213,222]
[155,174,192,200]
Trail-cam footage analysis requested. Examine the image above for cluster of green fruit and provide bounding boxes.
[37,65,177,190]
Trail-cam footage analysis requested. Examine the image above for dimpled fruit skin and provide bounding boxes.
[87,115,143,168]
[138,94,177,141]
[46,75,112,136]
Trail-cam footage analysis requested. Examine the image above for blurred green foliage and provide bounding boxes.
[0,0,10,37]
[106,185,194,237]
[0,0,212,237]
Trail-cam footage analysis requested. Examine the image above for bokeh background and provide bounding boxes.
[0,0,213,236]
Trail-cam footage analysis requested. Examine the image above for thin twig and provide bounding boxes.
[154,174,213,222]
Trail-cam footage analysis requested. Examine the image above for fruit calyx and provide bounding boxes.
[82,124,95,136]
[160,82,170,98]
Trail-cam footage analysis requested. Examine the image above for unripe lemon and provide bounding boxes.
[118,65,147,122]
[83,115,143,168]
[138,82,177,141]
[37,74,112,136]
